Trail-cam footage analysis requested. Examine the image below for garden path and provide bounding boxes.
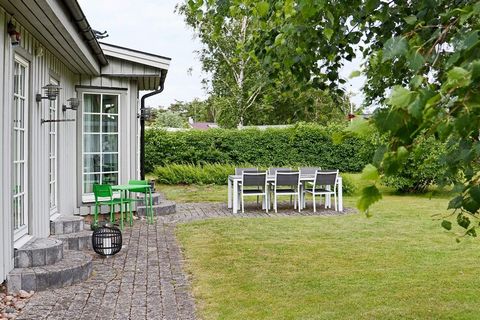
[17,202,352,320]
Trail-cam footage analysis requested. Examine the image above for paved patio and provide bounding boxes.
[17,202,352,320]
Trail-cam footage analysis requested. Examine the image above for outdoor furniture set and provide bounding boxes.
[92,180,154,229]
[228,168,343,213]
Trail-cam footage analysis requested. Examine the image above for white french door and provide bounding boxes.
[13,55,29,241]
[49,77,58,216]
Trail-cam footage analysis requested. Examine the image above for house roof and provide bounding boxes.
[190,122,219,130]
[99,43,171,91]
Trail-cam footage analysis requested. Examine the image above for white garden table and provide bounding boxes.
[227,174,343,213]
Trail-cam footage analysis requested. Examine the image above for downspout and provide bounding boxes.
[140,74,166,179]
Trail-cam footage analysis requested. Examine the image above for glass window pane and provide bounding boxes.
[103,172,118,185]
[102,95,118,114]
[84,154,101,173]
[83,174,100,193]
[84,94,101,113]
[102,135,118,152]
[84,134,100,152]
[102,154,118,173]
[102,115,118,133]
[84,114,101,132]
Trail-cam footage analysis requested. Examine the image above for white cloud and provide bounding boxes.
[78,0,207,108]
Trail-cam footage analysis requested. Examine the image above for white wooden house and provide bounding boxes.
[0,0,170,286]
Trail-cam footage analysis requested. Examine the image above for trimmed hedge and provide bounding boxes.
[145,123,375,173]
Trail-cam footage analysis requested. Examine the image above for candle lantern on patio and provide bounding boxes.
[92,224,122,256]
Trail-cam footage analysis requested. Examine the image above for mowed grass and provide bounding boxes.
[176,195,480,320]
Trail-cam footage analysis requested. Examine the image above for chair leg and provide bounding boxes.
[110,205,114,223]
[334,193,337,211]
[265,194,268,213]
[94,204,98,226]
[298,193,301,212]
[274,193,277,213]
[241,194,245,213]
[294,194,297,210]
[149,189,154,224]
[313,194,316,213]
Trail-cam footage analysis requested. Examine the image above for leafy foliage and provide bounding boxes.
[151,110,188,128]
[145,123,375,173]
[211,0,480,236]
[152,162,357,195]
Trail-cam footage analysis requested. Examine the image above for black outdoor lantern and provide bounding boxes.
[92,224,122,256]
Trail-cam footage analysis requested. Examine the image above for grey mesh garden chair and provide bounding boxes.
[299,167,321,175]
[240,171,268,213]
[271,171,301,213]
[235,167,258,175]
[303,170,339,212]
[268,167,292,175]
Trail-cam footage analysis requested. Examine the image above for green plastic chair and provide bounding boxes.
[128,180,154,223]
[93,184,135,229]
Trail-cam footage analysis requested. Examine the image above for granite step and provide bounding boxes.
[52,230,93,251]
[50,215,85,235]
[14,238,63,268]
[136,200,176,217]
[7,250,93,293]
[135,192,162,206]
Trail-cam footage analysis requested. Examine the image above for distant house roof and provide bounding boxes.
[190,122,219,130]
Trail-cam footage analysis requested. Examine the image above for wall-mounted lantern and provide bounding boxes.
[7,21,21,47]
[36,84,61,102]
[62,98,80,112]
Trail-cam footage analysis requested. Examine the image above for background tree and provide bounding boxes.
[152,110,188,128]
[191,0,480,236]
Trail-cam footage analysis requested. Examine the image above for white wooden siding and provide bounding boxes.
[0,9,80,281]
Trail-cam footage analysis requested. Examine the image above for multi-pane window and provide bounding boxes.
[13,55,29,240]
[83,93,119,197]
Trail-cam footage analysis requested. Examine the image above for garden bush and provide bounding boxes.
[382,135,448,193]
[153,163,357,195]
[145,123,376,173]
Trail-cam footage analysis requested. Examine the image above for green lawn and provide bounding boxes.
[175,193,480,319]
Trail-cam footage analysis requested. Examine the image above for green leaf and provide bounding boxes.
[448,195,463,209]
[407,51,425,72]
[466,228,477,237]
[444,67,472,91]
[382,36,408,62]
[361,164,379,181]
[469,185,480,203]
[397,146,408,162]
[346,118,375,138]
[388,86,413,108]
[349,70,361,78]
[256,2,270,17]
[323,28,334,41]
[463,197,480,214]
[457,213,471,229]
[410,75,424,89]
[441,220,452,231]
[404,15,417,25]
[357,185,382,213]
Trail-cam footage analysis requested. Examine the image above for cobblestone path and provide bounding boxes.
[18,202,352,320]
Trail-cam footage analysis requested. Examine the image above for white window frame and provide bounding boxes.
[13,54,29,241]
[81,92,121,202]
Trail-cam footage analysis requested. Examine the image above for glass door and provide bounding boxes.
[13,55,29,241]
[49,78,58,216]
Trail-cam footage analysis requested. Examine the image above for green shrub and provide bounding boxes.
[382,136,448,193]
[154,163,236,185]
[153,163,356,195]
[145,123,375,173]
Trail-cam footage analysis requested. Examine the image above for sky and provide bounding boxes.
[78,0,364,110]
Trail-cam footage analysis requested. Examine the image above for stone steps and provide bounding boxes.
[7,250,93,293]
[136,200,176,217]
[14,238,64,268]
[52,230,93,251]
[135,192,162,206]
[50,215,84,235]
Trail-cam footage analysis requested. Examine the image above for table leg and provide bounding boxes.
[233,179,238,214]
[338,177,343,212]
[228,178,232,209]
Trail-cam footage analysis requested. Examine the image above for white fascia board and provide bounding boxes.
[100,43,171,71]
